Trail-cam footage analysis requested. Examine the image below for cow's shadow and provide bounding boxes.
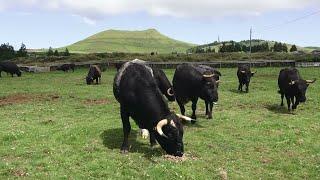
[229,89,247,94]
[100,128,163,160]
[265,104,293,114]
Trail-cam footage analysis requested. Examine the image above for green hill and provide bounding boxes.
[64,29,196,54]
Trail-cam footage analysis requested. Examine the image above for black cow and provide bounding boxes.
[0,62,22,77]
[173,64,220,120]
[113,62,193,157]
[278,68,316,111]
[57,63,75,72]
[86,65,101,85]
[237,65,256,93]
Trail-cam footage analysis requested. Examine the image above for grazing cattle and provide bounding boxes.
[86,65,101,85]
[0,61,22,77]
[278,68,316,111]
[237,65,256,93]
[57,63,75,72]
[173,64,220,120]
[113,61,193,157]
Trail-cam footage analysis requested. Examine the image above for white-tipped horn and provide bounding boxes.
[170,120,176,128]
[216,80,221,84]
[156,119,169,138]
[167,88,174,96]
[306,79,316,84]
[176,114,196,122]
[203,74,214,78]
[241,71,246,74]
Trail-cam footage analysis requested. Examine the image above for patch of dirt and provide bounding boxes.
[163,152,199,162]
[218,168,228,180]
[261,157,272,164]
[83,98,109,105]
[0,93,60,107]
[10,168,29,177]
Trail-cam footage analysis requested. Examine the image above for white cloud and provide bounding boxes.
[0,0,319,21]
[82,17,96,25]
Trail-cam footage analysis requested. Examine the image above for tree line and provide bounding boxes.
[189,40,298,54]
[0,43,70,61]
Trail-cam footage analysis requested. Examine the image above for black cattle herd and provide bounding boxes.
[0,60,316,157]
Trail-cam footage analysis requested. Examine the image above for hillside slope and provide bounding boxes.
[64,29,195,54]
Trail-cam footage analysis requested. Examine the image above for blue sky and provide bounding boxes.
[0,0,319,49]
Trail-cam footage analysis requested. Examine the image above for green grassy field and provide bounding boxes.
[0,67,319,179]
[64,29,195,54]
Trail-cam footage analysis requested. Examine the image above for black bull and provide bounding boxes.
[278,68,316,111]
[173,64,220,120]
[113,62,193,157]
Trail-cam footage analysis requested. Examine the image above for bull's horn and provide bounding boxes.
[216,80,221,84]
[203,74,214,78]
[170,120,176,128]
[241,71,246,73]
[176,114,196,122]
[156,119,169,138]
[167,88,174,96]
[289,80,296,85]
[306,79,316,84]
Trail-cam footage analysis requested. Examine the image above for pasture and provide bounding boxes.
[0,67,319,179]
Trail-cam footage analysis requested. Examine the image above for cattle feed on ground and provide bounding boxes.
[237,65,256,93]
[86,65,102,85]
[0,61,22,77]
[113,61,193,157]
[173,64,220,120]
[278,68,316,111]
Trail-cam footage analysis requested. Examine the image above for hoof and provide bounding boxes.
[120,149,129,154]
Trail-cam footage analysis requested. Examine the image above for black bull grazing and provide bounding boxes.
[237,65,256,93]
[0,61,22,77]
[278,68,316,111]
[173,64,220,120]
[86,65,102,85]
[113,61,193,157]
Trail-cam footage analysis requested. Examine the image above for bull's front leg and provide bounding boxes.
[285,95,291,111]
[207,102,213,119]
[280,93,284,106]
[238,82,242,91]
[149,131,157,147]
[245,83,249,93]
[292,96,299,110]
[120,106,131,153]
[191,98,198,120]
[205,101,209,116]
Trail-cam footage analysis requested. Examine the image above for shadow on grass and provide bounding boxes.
[100,128,163,160]
[229,89,247,94]
[265,104,292,114]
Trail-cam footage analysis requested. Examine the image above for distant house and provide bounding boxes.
[311,50,320,55]
[292,51,305,55]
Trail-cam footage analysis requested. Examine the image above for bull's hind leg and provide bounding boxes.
[120,106,131,153]
[280,93,284,106]
[245,83,249,93]
[191,98,198,120]
[205,101,209,116]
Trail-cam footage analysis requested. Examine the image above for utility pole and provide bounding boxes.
[218,35,220,43]
[249,27,252,66]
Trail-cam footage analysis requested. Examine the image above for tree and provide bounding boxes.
[0,43,15,60]
[54,50,59,56]
[282,43,288,52]
[17,43,27,57]
[64,48,70,56]
[47,47,54,56]
[290,45,298,52]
